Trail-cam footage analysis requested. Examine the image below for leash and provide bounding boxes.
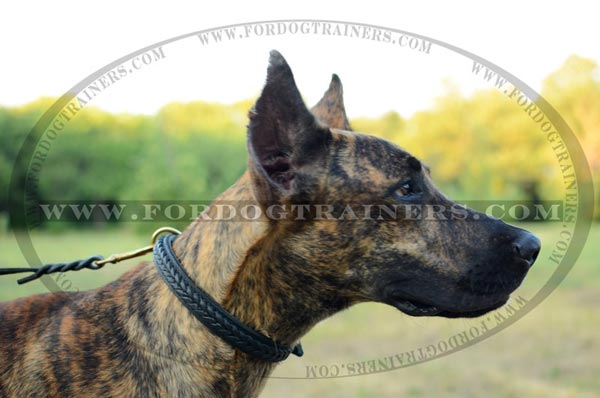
[0,227,181,284]
[0,227,303,362]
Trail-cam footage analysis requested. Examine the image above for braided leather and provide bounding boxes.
[0,255,104,284]
[153,234,303,362]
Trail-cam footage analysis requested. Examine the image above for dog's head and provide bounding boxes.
[246,50,540,318]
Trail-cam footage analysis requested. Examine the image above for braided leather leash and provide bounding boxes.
[0,256,105,284]
[153,233,303,362]
[0,227,179,285]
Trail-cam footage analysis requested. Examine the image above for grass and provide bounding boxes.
[0,222,598,397]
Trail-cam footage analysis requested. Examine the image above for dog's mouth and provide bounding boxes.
[386,293,508,318]
[389,297,441,316]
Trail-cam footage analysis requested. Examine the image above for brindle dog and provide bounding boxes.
[0,50,540,398]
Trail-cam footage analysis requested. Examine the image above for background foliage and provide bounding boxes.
[1,55,598,230]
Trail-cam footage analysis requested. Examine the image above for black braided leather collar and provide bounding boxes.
[153,234,303,362]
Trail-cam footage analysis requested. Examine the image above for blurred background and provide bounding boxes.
[1,53,598,230]
[1,2,599,397]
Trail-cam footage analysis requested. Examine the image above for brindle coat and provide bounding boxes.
[0,50,540,398]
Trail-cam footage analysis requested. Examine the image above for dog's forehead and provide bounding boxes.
[330,128,420,179]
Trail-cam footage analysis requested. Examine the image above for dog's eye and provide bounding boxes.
[396,181,413,197]
[391,180,421,202]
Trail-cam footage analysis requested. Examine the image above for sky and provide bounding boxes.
[2,1,599,118]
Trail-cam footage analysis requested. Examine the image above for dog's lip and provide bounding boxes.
[383,285,441,316]
[388,297,441,317]
[387,294,508,318]
[383,285,509,318]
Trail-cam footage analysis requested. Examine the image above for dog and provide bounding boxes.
[0,50,540,398]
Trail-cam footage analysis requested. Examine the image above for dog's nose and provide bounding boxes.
[512,232,541,267]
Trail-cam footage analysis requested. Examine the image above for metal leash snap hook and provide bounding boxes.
[151,227,182,245]
[94,227,181,267]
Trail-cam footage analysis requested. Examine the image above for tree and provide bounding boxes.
[542,55,600,218]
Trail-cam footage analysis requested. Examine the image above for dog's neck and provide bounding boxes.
[173,171,349,342]
[161,171,350,396]
[172,171,269,306]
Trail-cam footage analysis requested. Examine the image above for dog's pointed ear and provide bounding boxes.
[248,50,331,205]
[311,74,352,131]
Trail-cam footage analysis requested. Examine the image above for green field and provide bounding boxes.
[0,223,598,398]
